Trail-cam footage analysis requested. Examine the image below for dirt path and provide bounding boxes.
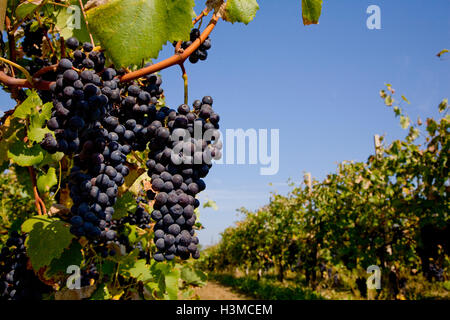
[195,281,252,300]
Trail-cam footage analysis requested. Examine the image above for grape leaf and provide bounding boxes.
[98,260,116,275]
[15,1,42,20]
[438,98,448,113]
[55,0,92,43]
[119,163,146,196]
[164,268,180,300]
[28,127,50,143]
[123,223,139,245]
[91,283,111,300]
[8,140,44,166]
[0,117,22,166]
[12,91,42,119]
[203,199,218,210]
[302,0,323,25]
[119,259,153,282]
[37,167,58,193]
[39,151,64,168]
[113,191,137,219]
[400,116,410,129]
[86,0,195,66]
[223,0,259,25]
[181,266,207,286]
[46,241,83,277]
[22,216,75,271]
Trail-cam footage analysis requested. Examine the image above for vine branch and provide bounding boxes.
[0,11,220,89]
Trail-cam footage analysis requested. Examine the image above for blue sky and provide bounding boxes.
[1,0,449,246]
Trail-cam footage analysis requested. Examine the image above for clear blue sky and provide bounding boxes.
[1,0,449,246]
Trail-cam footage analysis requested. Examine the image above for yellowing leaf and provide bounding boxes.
[302,0,322,25]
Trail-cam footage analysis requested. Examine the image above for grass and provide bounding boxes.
[209,273,325,300]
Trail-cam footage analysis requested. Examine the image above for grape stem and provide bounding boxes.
[36,12,55,55]
[180,63,188,105]
[28,166,47,216]
[78,0,95,48]
[50,161,63,202]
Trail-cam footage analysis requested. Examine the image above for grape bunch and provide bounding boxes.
[22,21,47,57]
[38,35,221,263]
[146,96,222,262]
[120,198,152,230]
[108,71,164,152]
[427,262,445,282]
[39,38,128,247]
[0,232,51,300]
[173,28,212,64]
[80,263,100,287]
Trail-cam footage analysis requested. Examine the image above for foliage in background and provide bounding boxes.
[202,88,449,300]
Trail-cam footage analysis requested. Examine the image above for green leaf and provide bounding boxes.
[12,91,42,119]
[8,140,44,166]
[384,95,394,106]
[401,95,410,104]
[203,199,218,210]
[119,259,153,282]
[28,127,51,143]
[224,0,259,25]
[113,191,137,219]
[400,115,410,129]
[37,167,57,193]
[119,163,146,196]
[39,151,64,168]
[91,283,111,300]
[438,98,448,113]
[15,1,41,20]
[0,117,22,166]
[22,216,75,271]
[55,0,92,43]
[181,266,207,286]
[165,268,180,300]
[47,241,83,277]
[87,0,195,67]
[123,223,139,245]
[393,106,402,116]
[302,0,323,25]
[99,260,116,276]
